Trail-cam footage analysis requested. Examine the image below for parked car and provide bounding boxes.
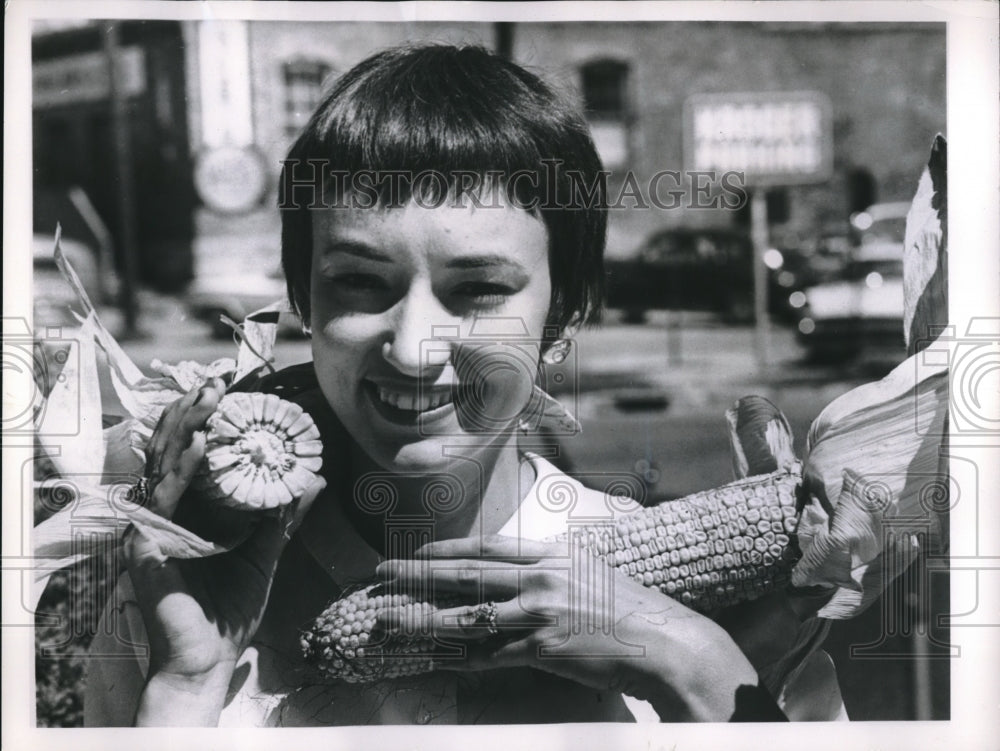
[795,257,905,361]
[186,264,305,339]
[849,201,910,260]
[773,232,853,322]
[795,204,908,361]
[604,227,792,323]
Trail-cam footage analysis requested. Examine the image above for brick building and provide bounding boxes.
[32,20,945,283]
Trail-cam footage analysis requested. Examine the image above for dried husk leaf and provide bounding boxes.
[101,418,147,479]
[726,395,797,478]
[150,357,237,391]
[903,134,947,355]
[31,478,229,607]
[232,305,283,384]
[524,384,582,434]
[35,314,104,479]
[793,334,949,617]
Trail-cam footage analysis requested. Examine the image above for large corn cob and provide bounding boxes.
[301,465,802,683]
[570,465,801,611]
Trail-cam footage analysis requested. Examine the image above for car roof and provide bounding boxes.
[647,226,747,242]
[862,202,911,221]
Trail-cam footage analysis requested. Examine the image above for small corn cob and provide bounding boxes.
[195,392,323,510]
[301,466,802,683]
[300,590,464,684]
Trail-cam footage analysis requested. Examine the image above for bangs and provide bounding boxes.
[285,45,585,210]
[280,44,607,332]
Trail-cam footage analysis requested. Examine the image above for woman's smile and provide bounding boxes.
[363,378,456,427]
[373,382,453,413]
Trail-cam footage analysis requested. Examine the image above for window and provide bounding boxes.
[580,59,630,169]
[283,59,331,138]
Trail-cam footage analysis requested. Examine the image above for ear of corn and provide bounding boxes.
[300,589,457,684]
[195,392,323,510]
[301,465,802,683]
[577,466,801,611]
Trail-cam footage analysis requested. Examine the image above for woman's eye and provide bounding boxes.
[331,273,388,291]
[452,282,514,305]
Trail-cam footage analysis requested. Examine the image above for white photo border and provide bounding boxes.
[4,2,998,749]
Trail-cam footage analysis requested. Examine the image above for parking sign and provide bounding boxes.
[685,91,833,186]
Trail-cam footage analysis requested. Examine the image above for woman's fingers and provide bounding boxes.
[412,534,557,563]
[376,557,536,599]
[147,431,207,519]
[142,379,225,520]
[441,638,531,672]
[145,382,211,476]
[156,380,223,483]
[377,600,549,642]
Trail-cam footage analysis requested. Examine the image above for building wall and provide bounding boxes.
[32,20,197,289]
[190,21,945,260]
[512,22,946,255]
[246,22,499,183]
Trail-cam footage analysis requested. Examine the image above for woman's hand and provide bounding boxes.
[375,534,773,721]
[124,379,325,725]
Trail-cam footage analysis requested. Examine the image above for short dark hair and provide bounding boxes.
[279,44,607,337]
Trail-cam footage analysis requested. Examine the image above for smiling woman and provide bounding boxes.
[84,44,835,727]
[309,197,551,480]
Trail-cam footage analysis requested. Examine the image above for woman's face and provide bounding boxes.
[309,194,552,472]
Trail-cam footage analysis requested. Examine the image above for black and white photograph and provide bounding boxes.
[3,1,998,747]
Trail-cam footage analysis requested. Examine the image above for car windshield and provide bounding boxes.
[861,216,907,246]
[642,233,747,264]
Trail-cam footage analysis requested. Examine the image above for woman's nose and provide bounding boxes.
[381,282,458,376]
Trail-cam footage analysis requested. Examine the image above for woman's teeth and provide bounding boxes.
[377,386,452,412]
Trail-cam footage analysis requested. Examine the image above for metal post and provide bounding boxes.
[103,22,139,336]
[666,309,682,366]
[494,22,514,59]
[750,189,771,369]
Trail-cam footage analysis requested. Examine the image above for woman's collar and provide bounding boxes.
[297,449,574,589]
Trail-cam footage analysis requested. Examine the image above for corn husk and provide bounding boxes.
[725,395,797,477]
[791,334,948,618]
[522,383,581,434]
[903,134,947,356]
[150,357,237,392]
[29,229,290,609]
[790,137,950,618]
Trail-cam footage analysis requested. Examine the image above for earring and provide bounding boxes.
[542,339,572,365]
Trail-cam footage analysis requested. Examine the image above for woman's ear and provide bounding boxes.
[541,338,572,365]
[540,324,578,365]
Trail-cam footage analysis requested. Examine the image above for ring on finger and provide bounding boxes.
[127,477,152,506]
[471,601,500,636]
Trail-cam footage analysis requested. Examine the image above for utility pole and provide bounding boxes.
[750,188,771,370]
[495,22,513,59]
[103,21,139,336]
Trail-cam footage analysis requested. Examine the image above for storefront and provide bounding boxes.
[32,20,196,291]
